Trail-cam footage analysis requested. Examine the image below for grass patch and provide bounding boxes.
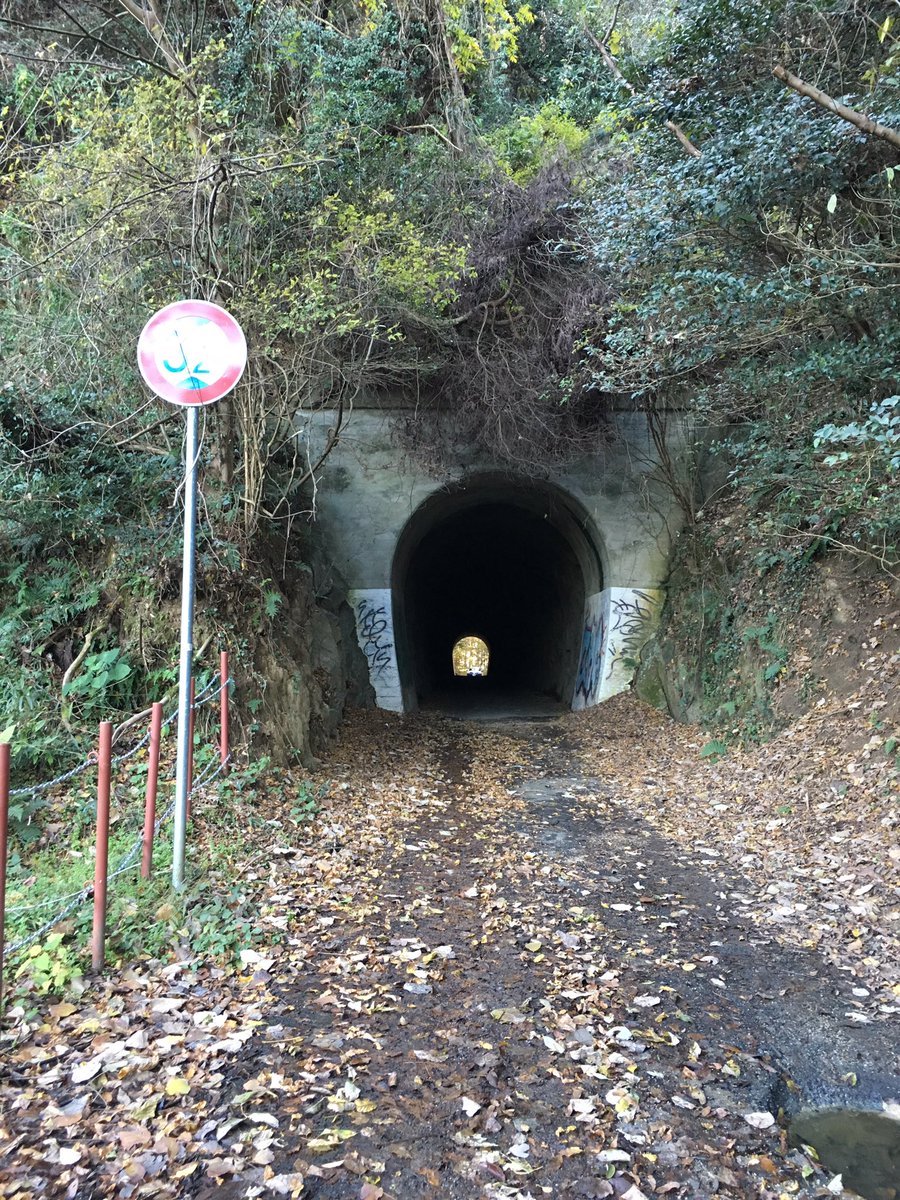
[4,750,314,1003]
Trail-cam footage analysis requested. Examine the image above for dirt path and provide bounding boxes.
[201,712,898,1200]
[2,706,898,1200]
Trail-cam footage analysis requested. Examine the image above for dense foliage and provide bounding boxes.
[0,0,898,768]
[577,0,900,566]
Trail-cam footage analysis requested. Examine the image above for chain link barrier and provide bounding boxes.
[7,674,227,800]
[5,759,230,958]
[4,681,234,961]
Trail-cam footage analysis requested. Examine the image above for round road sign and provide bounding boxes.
[137,300,247,406]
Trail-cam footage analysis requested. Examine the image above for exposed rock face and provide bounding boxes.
[254,562,373,767]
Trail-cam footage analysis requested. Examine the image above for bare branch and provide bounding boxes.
[583,27,702,158]
[6,166,220,277]
[773,64,900,150]
[395,123,463,153]
[60,618,110,733]
[603,0,624,45]
[0,10,183,81]
[116,0,194,88]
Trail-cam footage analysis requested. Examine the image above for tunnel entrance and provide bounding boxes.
[393,477,603,715]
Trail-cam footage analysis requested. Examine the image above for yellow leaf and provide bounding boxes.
[131,1097,159,1121]
[166,1077,190,1096]
[307,1137,338,1153]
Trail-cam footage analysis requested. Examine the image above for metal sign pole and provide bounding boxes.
[137,299,246,889]
[172,406,199,890]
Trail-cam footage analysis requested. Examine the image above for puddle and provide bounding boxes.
[790,1107,900,1199]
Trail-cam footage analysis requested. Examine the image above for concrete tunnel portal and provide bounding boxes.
[311,407,672,715]
[391,477,604,713]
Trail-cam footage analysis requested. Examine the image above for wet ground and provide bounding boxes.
[789,1109,900,1199]
[4,708,898,1200]
[208,714,898,1200]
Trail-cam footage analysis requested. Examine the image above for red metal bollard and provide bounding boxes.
[0,743,10,1013]
[91,722,112,973]
[220,651,229,770]
[186,677,195,821]
[141,702,163,880]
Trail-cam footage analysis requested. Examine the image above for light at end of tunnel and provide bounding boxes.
[452,636,490,677]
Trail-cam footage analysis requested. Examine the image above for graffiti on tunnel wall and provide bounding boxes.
[352,585,663,715]
[572,588,664,709]
[349,589,403,711]
[604,588,664,696]
[574,593,607,708]
[607,590,658,679]
[356,600,393,680]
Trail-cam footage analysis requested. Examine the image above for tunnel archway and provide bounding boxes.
[392,475,604,712]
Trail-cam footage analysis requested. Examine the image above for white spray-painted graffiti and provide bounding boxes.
[349,589,403,712]
[572,587,664,709]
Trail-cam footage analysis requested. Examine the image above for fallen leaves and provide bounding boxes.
[264,1171,306,1196]
[572,689,900,1014]
[70,1056,104,1084]
[490,1006,526,1024]
[1,704,865,1200]
[306,1129,356,1153]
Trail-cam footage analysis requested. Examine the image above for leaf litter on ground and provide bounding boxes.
[2,697,893,1198]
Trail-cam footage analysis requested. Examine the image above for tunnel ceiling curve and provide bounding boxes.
[392,475,604,709]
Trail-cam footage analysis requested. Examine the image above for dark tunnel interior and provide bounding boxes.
[397,500,589,712]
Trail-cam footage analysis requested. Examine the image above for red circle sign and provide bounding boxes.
[137,300,247,406]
